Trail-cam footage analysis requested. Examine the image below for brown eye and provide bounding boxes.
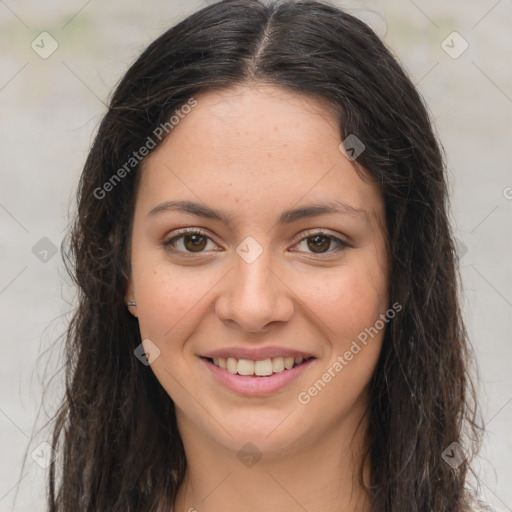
[294,231,348,256]
[163,229,215,254]
[307,235,332,253]
[182,234,208,252]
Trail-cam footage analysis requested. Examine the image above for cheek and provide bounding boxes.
[297,266,387,416]
[305,259,388,343]
[132,259,218,347]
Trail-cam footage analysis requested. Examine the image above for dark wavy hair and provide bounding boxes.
[47,0,482,510]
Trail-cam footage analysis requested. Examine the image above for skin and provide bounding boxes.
[125,83,390,512]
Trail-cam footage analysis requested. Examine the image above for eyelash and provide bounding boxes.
[162,228,349,257]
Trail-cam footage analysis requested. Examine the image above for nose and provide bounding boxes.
[214,246,295,334]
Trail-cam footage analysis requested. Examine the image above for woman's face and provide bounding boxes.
[126,84,390,456]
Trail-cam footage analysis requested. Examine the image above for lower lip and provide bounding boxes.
[201,357,315,396]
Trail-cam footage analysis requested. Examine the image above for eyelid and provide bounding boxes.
[295,228,349,245]
[168,227,212,240]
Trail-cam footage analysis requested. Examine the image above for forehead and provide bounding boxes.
[162,83,342,155]
[137,84,384,225]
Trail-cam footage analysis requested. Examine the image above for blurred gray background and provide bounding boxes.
[1,1,511,511]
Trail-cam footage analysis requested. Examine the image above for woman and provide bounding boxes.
[49,1,488,510]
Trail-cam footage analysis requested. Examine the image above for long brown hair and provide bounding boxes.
[48,1,482,510]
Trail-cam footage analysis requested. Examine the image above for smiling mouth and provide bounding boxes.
[202,356,314,377]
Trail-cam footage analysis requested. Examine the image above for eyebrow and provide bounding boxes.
[147,199,367,226]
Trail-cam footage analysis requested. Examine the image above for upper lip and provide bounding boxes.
[200,346,316,360]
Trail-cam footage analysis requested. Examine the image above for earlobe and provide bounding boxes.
[124,281,138,318]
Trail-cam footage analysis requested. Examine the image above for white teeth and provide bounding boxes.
[272,357,285,373]
[211,355,309,375]
[284,357,295,370]
[227,357,238,373]
[237,359,255,376]
[254,359,273,376]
